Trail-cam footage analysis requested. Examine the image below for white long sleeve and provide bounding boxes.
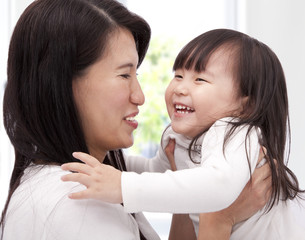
[122,119,260,213]
[124,145,171,174]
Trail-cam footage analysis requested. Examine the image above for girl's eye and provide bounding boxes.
[175,75,183,79]
[196,78,207,82]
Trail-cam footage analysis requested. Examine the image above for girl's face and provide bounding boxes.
[165,47,245,138]
[73,28,144,161]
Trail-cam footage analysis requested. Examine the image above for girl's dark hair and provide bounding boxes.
[173,28,304,211]
[1,0,150,234]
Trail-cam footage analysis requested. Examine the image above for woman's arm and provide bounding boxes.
[169,214,197,240]
[124,148,171,174]
[198,154,272,240]
[198,213,232,240]
[125,127,175,173]
[166,140,196,240]
[165,144,272,240]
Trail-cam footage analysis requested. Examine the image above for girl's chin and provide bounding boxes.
[171,124,189,136]
[171,124,201,139]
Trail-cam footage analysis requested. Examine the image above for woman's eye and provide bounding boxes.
[120,74,131,79]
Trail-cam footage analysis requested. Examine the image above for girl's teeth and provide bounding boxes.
[175,104,194,111]
[177,111,189,114]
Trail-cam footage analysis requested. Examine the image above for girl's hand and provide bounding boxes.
[61,152,123,203]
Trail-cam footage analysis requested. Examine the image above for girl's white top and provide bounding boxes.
[2,165,160,240]
[124,117,305,240]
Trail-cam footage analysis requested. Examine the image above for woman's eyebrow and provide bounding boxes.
[116,63,134,70]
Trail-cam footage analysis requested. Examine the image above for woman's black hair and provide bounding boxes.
[173,28,304,211]
[1,0,150,236]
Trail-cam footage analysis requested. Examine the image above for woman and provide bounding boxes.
[0,0,271,239]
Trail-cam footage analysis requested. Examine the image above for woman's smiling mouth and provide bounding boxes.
[124,113,139,129]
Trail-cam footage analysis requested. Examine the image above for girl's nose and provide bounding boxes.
[174,85,188,96]
[130,79,145,106]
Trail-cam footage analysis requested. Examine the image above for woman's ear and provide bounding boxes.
[239,96,250,117]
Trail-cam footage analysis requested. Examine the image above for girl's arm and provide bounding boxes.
[120,124,261,213]
[61,122,261,212]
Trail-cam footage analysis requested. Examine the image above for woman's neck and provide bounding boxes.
[88,147,107,163]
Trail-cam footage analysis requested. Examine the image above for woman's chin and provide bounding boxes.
[122,136,134,149]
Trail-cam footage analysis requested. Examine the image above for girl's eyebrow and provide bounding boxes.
[198,69,214,78]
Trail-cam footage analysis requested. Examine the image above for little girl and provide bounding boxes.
[62,29,305,239]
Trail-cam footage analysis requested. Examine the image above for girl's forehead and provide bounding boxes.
[208,47,233,62]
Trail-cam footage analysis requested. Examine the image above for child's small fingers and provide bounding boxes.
[61,172,91,187]
[72,152,100,167]
[68,190,90,200]
[61,162,93,175]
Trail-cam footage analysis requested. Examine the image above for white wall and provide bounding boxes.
[243,0,305,188]
[0,0,35,212]
[0,0,14,214]
[1,0,304,234]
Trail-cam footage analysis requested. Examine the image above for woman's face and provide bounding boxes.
[73,28,144,161]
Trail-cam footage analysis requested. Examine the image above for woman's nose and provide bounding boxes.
[130,79,145,106]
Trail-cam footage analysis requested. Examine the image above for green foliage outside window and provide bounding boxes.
[129,36,183,155]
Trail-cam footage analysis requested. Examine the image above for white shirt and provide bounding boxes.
[2,165,160,240]
[123,117,305,239]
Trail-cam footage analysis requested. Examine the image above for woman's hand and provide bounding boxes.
[165,139,197,240]
[164,138,177,171]
[215,147,272,225]
[198,147,273,240]
[61,152,123,203]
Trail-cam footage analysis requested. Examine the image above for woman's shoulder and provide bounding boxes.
[12,165,127,218]
[6,164,144,239]
[21,164,81,196]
